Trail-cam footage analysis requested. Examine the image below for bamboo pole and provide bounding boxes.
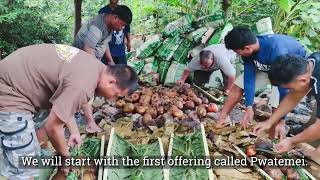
[200,124,216,180]
[98,135,106,180]
[233,144,274,180]
[158,138,169,180]
[103,128,115,180]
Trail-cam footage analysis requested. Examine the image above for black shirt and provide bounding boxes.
[308,52,320,117]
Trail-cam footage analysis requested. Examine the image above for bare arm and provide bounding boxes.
[66,116,79,135]
[82,102,94,123]
[126,33,131,52]
[291,119,320,144]
[104,47,115,65]
[83,45,95,56]
[180,69,190,82]
[225,75,235,93]
[267,90,310,126]
[44,111,70,156]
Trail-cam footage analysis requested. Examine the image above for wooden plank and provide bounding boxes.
[233,144,274,180]
[167,133,174,178]
[200,124,216,180]
[158,138,169,180]
[103,128,115,180]
[301,168,317,180]
[98,135,106,180]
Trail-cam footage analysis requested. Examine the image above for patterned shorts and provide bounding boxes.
[0,112,40,180]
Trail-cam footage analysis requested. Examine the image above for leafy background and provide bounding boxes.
[0,0,319,58]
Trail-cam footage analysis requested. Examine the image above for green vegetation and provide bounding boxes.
[0,0,319,58]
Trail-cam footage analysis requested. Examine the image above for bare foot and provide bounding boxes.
[85,123,104,133]
[216,114,231,128]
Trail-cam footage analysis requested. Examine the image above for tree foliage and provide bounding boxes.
[0,0,71,57]
[0,0,318,58]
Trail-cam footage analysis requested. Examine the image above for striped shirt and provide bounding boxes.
[73,13,112,59]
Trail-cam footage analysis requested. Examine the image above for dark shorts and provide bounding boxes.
[0,112,40,179]
[193,70,228,87]
[101,55,127,65]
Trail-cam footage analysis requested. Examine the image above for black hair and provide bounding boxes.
[224,26,257,50]
[112,5,132,24]
[268,54,308,86]
[107,64,138,94]
[199,50,213,62]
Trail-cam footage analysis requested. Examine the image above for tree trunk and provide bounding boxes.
[0,49,2,61]
[74,0,82,38]
[222,0,232,13]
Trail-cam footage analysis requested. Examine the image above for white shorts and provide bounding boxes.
[235,71,279,108]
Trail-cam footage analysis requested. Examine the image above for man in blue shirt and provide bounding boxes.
[99,0,131,65]
[217,26,306,139]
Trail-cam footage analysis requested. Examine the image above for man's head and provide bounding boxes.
[109,5,132,31]
[268,55,311,92]
[199,50,214,70]
[97,65,138,98]
[109,0,119,6]
[224,26,258,57]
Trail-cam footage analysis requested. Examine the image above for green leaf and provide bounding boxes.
[277,0,292,13]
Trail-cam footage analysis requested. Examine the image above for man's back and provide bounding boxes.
[0,44,104,117]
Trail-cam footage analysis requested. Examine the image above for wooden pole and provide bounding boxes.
[74,0,82,38]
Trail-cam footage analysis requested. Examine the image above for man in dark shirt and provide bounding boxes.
[99,0,131,65]
[255,53,320,162]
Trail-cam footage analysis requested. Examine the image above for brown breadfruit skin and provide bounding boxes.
[192,97,203,106]
[142,113,153,126]
[139,95,151,105]
[172,109,184,118]
[146,107,157,118]
[123,103,135,113]
[115,100,126,108]
[196,106,207,118]
[184,101,195,110]
[131,92,141,103]
[136,105,147,115]
[157,106,165,115]
[201,97,209,104]
[175,101,184,109]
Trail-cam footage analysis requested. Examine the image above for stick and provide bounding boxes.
[201,124,216,180]
[158,138,169,180]
[103,128,115,180]
[301,168,317,180]
[233,144,274,180]
[193,85,224,103]
[98,135,105,180]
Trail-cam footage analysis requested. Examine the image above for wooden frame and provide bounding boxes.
[167,124,215,180]
[102,128,167,180]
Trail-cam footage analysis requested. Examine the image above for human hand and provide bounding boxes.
[127,42,131,52]
[216,113,231,128]
[274,137,294,153]
[224,89,230,96]
[274,120,286,140]
[241,106,254,129]
[67,133,82,148]
[254,120,273,135]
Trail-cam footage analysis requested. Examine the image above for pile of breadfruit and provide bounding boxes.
[115,84,219,126]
